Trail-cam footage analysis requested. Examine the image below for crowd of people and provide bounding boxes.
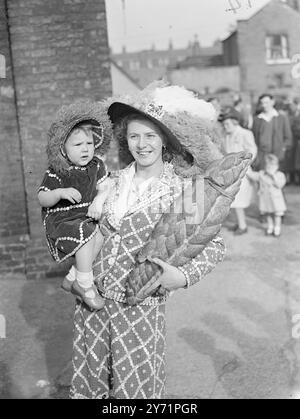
[209,93,298,237]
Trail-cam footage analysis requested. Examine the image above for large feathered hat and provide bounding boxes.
[107,81,223,176]
[47,100,112,174]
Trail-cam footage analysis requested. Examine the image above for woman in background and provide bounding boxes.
[222,108,257,235]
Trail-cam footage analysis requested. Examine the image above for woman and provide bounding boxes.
[222,108,257,235]
[69,85,232,399]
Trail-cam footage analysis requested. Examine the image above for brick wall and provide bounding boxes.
[237,0,300,100]
[0,0,28,240]
[0,0,112,279]
[0,0,29,277]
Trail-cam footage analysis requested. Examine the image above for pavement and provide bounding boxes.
[0,185,300,399]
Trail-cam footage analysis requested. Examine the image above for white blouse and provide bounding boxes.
[114,163,156,223]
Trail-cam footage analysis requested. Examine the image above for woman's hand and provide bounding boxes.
[147,257,187,291]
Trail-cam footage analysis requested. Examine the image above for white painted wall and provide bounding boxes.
[167,66,240,94]
[110,61,140,95]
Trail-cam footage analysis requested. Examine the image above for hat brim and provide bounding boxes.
[221,115,240,122]
[108,102,183,153]
[62,118,103,146]
[220,109,242,123]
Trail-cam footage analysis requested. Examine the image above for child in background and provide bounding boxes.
[38,102,112,310]
[247,154,287,237]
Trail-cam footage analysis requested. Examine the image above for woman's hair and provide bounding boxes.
[113,113,174,167]
[223,117,239,126]
[259,93,274,101]
[264,153,279,166]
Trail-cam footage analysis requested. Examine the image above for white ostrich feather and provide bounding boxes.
[152,85,216,121]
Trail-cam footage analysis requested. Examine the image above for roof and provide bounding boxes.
[234,0,271,21]
[234,0,300,21]
[112,48,188,60]
[170,54,225,70]
[110,58,142,89]
[222,0,300,42]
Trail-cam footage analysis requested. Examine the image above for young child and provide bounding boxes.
[38,102,112,310]
[247,154,287,237]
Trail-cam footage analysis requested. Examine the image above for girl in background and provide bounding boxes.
[247,154,287,237]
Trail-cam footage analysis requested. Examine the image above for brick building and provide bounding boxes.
[0,0,112,279]
[168,0,300,103]
[223,0,300,99]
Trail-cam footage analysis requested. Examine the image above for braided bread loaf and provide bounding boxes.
[125,151,252,305]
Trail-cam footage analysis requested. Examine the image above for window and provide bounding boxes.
[266,35,290,64]
[129,61,140,71]
[282,0,300,11]
[147,59,153,69]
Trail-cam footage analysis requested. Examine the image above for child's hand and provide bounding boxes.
[266,170,276,178]
[87,202,102,220]
[59,188,82,204]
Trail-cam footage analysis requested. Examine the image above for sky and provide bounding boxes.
[105,0,271,53]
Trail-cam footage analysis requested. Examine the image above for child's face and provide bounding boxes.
[64,129,94,166]
[265,161,278,174]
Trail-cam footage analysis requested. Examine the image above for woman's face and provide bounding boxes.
[223,118,238,134]
[127,119,164,168]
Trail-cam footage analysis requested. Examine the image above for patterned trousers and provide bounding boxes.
[70,299,166,399]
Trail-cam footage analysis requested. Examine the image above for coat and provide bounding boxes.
[223,126,257,208]
[290,113,300,171]
[39,157,107,263]
[252,111,292,170]
[247,169,287,215]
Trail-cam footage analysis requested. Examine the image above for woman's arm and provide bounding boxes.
[246,167,260,182]
[147,236,225,292]
[244,130,258,161]
[177,235,226,288]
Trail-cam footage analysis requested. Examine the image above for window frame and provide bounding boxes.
[265,33,291,65]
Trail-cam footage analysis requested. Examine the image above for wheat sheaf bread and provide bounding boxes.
[125,150,252,305]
